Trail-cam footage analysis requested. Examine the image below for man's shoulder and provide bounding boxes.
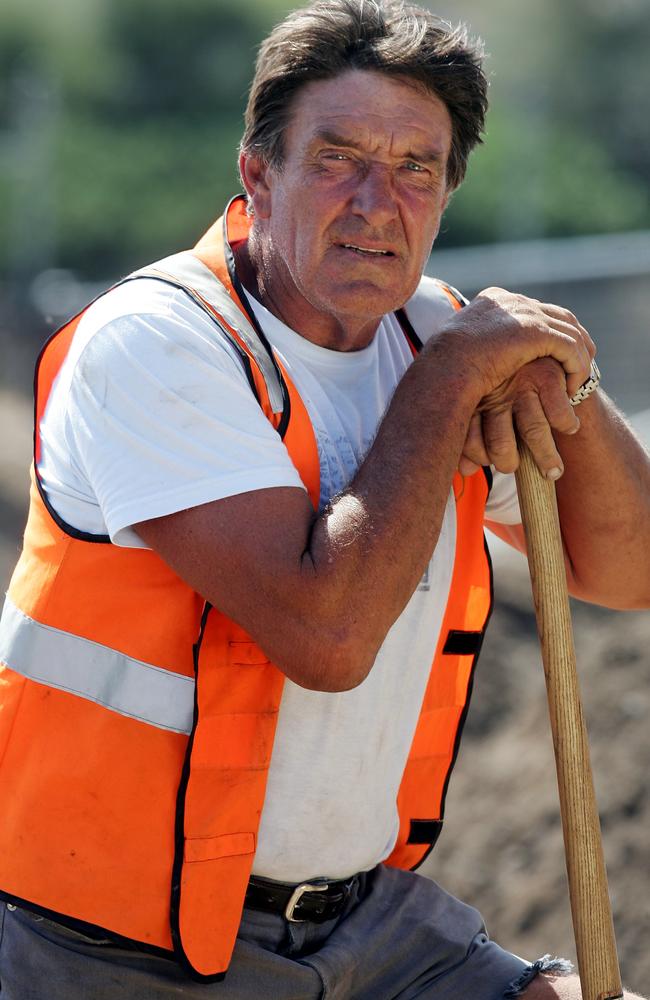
[63,270,246,398]
[75,263,238,359]
[402,275,467,344]
[81,274,184,331]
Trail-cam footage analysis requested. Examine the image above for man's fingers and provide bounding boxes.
[458,455,482,476]
[467,288,595,396]
[512,391,564,480]
[537,372,581,437]
[513,357,581,436]
[459,412,488,476]
[459,412,490,473]
[455,287,595,475]
[475,358,581,479]
[528,298,594,395]
[544,318,593,396]
[481,404,519,473]
[539,302,597,358]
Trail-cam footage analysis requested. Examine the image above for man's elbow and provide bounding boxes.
[273,624,378,693]
[566,566,650,611]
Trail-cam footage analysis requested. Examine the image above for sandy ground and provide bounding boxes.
[1,386,649,994]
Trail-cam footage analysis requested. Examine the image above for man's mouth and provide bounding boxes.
[340,243,395,257]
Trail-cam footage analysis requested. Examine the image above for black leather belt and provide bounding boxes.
[244,875,357,923]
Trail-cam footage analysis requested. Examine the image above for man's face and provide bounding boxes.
[242,69,453,347]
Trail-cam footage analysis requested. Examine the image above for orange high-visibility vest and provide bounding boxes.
[0,195,492,981]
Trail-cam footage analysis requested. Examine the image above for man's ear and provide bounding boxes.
[239,152,273,219]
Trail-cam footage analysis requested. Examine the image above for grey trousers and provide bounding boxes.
[0,866,551,999]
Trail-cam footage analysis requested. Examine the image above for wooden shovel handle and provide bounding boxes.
[514,443,623,1000]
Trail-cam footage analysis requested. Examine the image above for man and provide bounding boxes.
[0,1,648,997]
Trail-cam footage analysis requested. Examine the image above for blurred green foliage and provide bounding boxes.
[1,0,649,281]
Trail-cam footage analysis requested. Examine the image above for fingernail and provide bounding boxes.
[547,466,563,480]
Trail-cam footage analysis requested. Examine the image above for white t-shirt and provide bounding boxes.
[37,273,521,882]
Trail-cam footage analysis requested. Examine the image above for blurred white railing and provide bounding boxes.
[427,229,650,290]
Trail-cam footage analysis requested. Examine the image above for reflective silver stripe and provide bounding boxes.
[131,254,285,414]
[0,595,194,735]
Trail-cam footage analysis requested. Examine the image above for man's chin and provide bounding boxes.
[320,281,412,322]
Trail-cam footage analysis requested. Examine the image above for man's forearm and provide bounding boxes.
[294,293,593,688]
[302,338,479,687]
[555,390,650,609]
[303,290,596,689]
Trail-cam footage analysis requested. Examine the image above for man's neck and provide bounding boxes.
[233,239,381,352]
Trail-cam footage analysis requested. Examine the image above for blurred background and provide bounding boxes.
[1,0,649,990]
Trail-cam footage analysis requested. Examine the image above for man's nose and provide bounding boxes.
[351,166,399,227]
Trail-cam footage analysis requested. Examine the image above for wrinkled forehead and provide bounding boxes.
[283,68,453,161]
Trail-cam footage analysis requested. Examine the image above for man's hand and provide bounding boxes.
[441,288,595,480]
[459,357,581,479]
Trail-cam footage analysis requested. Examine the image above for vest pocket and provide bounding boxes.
[184,832,255,864]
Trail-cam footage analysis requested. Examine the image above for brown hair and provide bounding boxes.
[241,0,487,190]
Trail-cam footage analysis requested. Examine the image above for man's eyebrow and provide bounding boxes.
[311,128,444,164]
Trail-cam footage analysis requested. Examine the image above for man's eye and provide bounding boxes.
[404,161,425,172]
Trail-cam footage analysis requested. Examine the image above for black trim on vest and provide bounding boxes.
[124,272,263,407]
[32,293,125,545]
[0,889,180,964]
[439,281,469,309]
[410,529,494,872]
[407,820,443,846]
[33,468,112,544]
[169,602,226,983]
[442,630,484,656]
[222,196,292,440]
[395,307,423,352]
[400,300,494,868]
[238,353,259,403]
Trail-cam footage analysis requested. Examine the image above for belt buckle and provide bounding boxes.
[284,881,330,923]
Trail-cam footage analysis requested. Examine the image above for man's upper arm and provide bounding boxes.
[61,288,305,546]
[484,516,584,598]
[135,486,311,623]
[135,486,353,690]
